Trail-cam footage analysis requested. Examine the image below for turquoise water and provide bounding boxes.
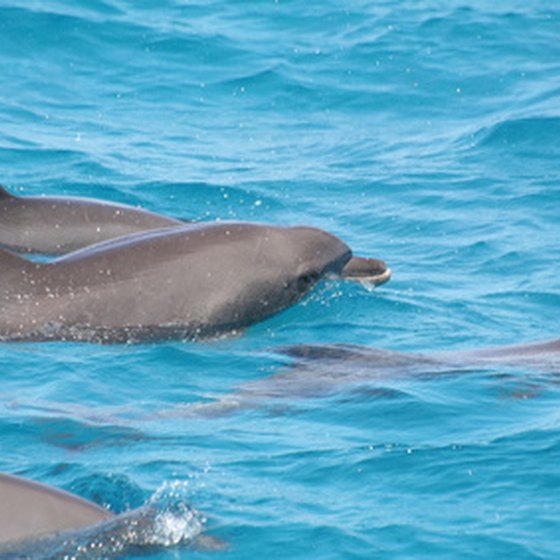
[1,0,560,557]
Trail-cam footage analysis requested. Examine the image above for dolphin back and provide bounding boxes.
[0,185,14,199]
[0,248,43,285]
[0,184,185,254]
[0,473,113,546]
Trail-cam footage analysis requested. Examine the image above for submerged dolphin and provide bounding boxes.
[0,184,183,254]
[0,222,390,343]
[181,339,560,417]
[279,338,560,376]
[0,473,221,559]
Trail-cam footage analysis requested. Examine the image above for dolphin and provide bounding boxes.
[0,473,222,559]
[178,339,560,417]
[279,339,560,370]
[0,184,184,254]
[0,222,390,343]
[0,472,112,546]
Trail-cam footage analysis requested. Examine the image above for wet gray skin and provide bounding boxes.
[0,185,184,254]
[0,473,112,545]
[0,473,223,559]
[0,221,390,343]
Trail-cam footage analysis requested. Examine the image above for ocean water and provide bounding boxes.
[1,0,560,557]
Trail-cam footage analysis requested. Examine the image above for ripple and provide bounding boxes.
[474,115,560,157]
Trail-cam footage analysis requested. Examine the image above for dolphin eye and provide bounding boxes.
[297,272,319,291]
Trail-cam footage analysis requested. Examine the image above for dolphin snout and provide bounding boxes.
[340,256,392,286]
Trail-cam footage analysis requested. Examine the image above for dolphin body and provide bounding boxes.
[279,339,560,371]
[0,221,390,343]
[0,185,183,254]
[0,472,112,546]
[0,473,220,559]
[181,339,560,417]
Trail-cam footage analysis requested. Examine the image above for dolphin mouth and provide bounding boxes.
[340,257,392,286]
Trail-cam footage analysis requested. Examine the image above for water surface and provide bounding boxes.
[1,0,559,558]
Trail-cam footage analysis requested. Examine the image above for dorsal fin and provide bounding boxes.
[0,185,14,199]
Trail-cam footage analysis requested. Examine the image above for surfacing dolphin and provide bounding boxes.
[0,473,221,559]
[0,222,390,343]
[0,184,184,254]
[0,472,111,546]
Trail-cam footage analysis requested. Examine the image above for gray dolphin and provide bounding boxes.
[179,339,560,417]
[0,222,390,343]
[0,473,222,559]
[0,184,183,254]
[0,472,111,546]
[279,338,560,375]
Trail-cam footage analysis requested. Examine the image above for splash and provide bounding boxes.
[147,481,205,547]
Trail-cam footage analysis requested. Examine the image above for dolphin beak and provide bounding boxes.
[340,256,392,286]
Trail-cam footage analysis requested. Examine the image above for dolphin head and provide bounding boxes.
[234,223,390,312]
[228,225,352,322]
[282,225,352,295]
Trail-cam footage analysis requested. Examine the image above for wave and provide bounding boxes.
[473,115,560,157]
